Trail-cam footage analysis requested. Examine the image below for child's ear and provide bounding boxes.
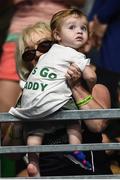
[53,30,61,41]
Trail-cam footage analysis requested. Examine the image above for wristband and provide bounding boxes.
[76,95,93,108]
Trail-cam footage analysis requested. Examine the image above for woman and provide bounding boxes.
[4,21,112,177]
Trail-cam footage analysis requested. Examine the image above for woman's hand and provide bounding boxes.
[65,63,81,88]
[89,16,108,48]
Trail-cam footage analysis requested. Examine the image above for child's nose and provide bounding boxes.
[77,28,83,34]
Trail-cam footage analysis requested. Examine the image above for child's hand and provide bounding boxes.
[65,63,81,87]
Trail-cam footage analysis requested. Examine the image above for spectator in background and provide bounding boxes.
[0,0,21,138]
[87,0,120,172]
[88,0,120,108]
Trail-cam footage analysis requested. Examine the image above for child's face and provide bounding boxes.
[56,15,89,50]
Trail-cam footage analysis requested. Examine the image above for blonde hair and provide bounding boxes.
[50,8,88,41]
[16,22,51,81]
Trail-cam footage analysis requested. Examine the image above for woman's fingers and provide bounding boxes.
[65,63,81,87]
[66,63,81,80]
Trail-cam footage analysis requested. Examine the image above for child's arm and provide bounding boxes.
[82,64,97,92]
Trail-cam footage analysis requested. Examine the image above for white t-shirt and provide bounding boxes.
[9,44,90,119]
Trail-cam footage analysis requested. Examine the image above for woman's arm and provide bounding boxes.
[66,64,111,133]
[72,82,111,133]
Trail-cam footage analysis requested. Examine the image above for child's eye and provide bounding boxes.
[69,25,75,29]
[81,25,87,32]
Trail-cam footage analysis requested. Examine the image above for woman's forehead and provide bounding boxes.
[25,32,51,47]
[31,32,49,43]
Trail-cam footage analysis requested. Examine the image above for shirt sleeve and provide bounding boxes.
[69,51,90,72]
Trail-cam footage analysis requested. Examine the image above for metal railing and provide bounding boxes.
[0,109,120,178]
